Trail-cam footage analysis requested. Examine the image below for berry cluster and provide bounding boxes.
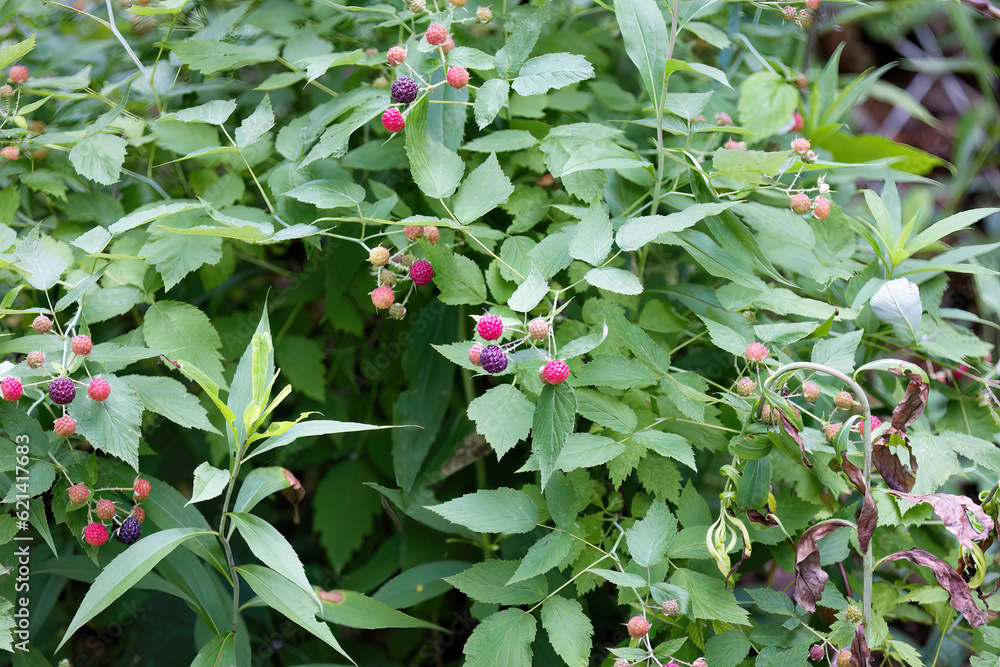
[366,232,438,318]
[77,477,151,549]
[466,314,571,383]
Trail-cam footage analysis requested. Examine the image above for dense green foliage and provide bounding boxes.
[1,0,1000,665]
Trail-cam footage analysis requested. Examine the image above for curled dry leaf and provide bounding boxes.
[868,375,927,492]
[850,623,873,667]
[890,492,994,548]
[747,508,778,527]
[281,468,306,523]
[890,375,929,430]
[793,519,855,612]
[881,548,988,627]
[841,453,878,553]
[871,443,916,492]
[778,411,812,469]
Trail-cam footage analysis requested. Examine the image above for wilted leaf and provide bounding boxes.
[841,453,877,553]
[793,519,855,612]
[850,624,873,667]
[889,492,993,548]
[881,548,987,627]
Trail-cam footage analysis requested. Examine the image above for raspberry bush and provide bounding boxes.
[1,0,1000,664]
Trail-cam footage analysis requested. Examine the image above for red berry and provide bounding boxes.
[802,381,820,403]
[423,226,440,244]
[812,196,831,220]
[26,350,45,368]
[810,645,825,661]
[410,260,434,286]
[425,23,447,45]
[528,318,548,340]
[7,65,28,84]
[441,37,456,54]
[476,314,503,341]
[371,286,395,309]
[71,334,93,356]
[825,423,841,442]
[54,416,77,437]
[857,415,881,435]
[790,193,811,214]
[1,377,23,401]
[791,111,804,132]
[31,315,52,334]
[382,108,405,133]
[744,342,769,362]
[540,360,569,385]
[95,499,116,521]
[131,506,146,523]
[791,137,811,154]
[48,376,76,405]
[468,343,484,367]
[68,483,90,504]
[369,246,390,266]
[404,225,423,240]
[626,615,650,639]
[133,478,151,500]
[387,45,407,66]
[87,377,111,401]
[1,145,19,161]
[446,66,469,89]
[736,377,755,396]
[806,0,820,9]
[834,391,853,410]
[83,522,109,547]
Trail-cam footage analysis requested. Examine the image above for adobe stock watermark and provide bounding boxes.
[12,434,33,652]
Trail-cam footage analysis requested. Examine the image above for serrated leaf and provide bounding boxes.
[453,153,515,224]
[871,278,922,336]
[512,53,594,96]
[445,560,548,605]
[617,202,740,252]
[283,180,366,209]
[475,79,510,129]
[626,500,677,567]
[508,531,574,584]
[508,267,548,312]
[541,596,593,667]
[143,301,226,388]
[467,384,534,458]
[556,433,624,472]
[533,383,577,490]
[464,609,536,667]
[67,375,143,470]
[187,461,230,505]
[584,267,643,295]
[705,630,751,667]
[428,488,539,534]
[569,202,612,266]
[615,0,669,106]
[494,4,549,77]
[125,375,218,433]
[405,95,464,199]
[229,512,321,612]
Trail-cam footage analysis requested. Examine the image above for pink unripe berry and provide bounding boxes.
[477,6,492,21]
[714,111,732,126]
[134,478,151,500]
[0,145,19,160]
[441,37,456,54]
[71,334,93,356]
[626,615,650,638]
[802,381,820,403]
[476,314,503,341]
[1,377,23,401]
[824,423,841,442]
[468,343,484,367]
[31,315,52,334]
[614,660,630,667]
[528,318,548,340]
[790,193,811,214]
[7,65,28,84]
[446,66,469,89]
[423,226,440,244]
[540,360,570,385]
[387,46,407,66]
[68,483,89,504]
[95,499,116,521]
[131,506,146,523]
[369,246,390,266]
[371,286,395,309]
[661,599,680,616]
[791,137,811,154]
[812,196,831,220]
[724,140,747,150]
[744,342,769,362]
[0,84,12,100]
[404,225,423,240]
[87,377,111,401]
[54,416,77,437]
[381,108,405,133]
[783,5,797,19]
[84,523,109,546]
[693,660,708,667]
[791,110,804,132]
[810,645,825,661]
[834,391,853,410]
[425,23,447,45]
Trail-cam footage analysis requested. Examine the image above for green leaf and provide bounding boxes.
[235,95,275,148]
[467,384,535,459]
[319,589,442,630]
[556,433,625,471]
[704,629,752,667]
[617,202,741,252]
[670,569,751,625]
[541,596,593,667]
[464,609,537,667]
[405,95,464,199]
[561,140,650,176]
[69,134,128,185]
[165,39,280,75]
[569,355,659,389]
[422,239,488,305]
[870,278,922,336]
[908,208,999,254]
[56,528,215,650]
[175,100,238,125]
[248,419,398,461]
[463,130,538,153]
[141,215,223,290]
[54,268,106,311]
[584,267,643,295]
[735,455,771,510]
[508,531,574,584]
[627,500,677,567]
[494,4,550,77]
[587,568,647,588]
[533,383,577,490]
[192,633,237,667]
[236,564,353,664]
[0,35,34,71]
[229,512,321,612]
[232,466,294,515]
[508,267,549,313]
[15,224,67,291]
[125,375,218,433]
[67,374,143,470]
[445,560,548,605]
[144,301,226,388]
[372,561,469,608]
[109,201,204,234]
[283,180,367,209]
[453,153,515,224]
[512,53,594,96]
[314,458,382,569]
[474,79,511,129]
[428,488,539,534]
[634,431,695,471]
[560,322,609,360]
[187,461,230,505]
[448,46,496,70]
[737,71,799,140]
[614,0,669,107]
[569,202,613,266]
[575,388,637,433]
[275,335,327,402]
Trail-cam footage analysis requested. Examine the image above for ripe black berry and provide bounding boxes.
[391,76,419,104]
[116,516,142,545]
[479,345,508,374]
[48,376,76,405]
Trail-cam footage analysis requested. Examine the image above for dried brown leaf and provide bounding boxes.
[747,509,778,527]
[850,623,873,666]
[891,376,929,431]
[871,443,916,492]
[778,411,812,469]
[882,548,988,626]
[890,492,994,548]
[841,453,878,553]
[793,519,855,612]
